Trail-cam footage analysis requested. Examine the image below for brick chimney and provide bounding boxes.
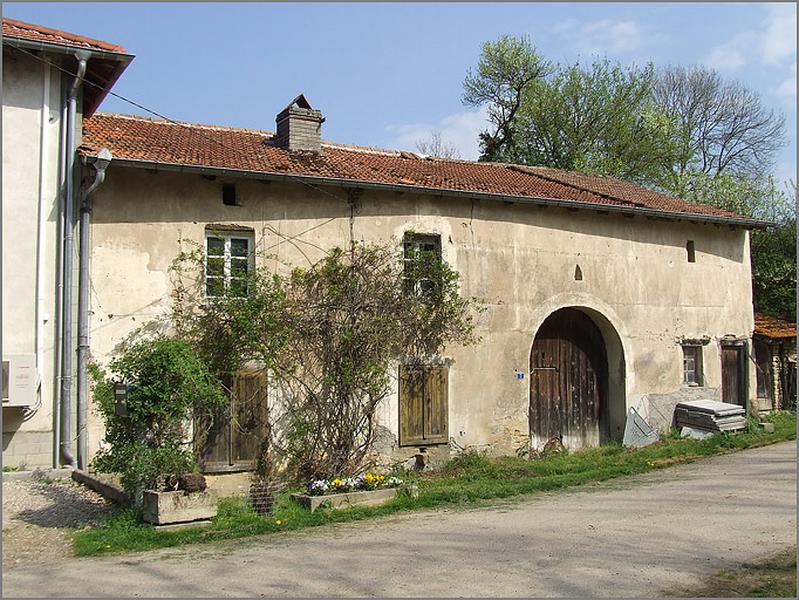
[275,94,324,152]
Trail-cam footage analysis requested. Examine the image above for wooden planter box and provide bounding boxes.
[292,487,408,512]
[142,490,218,525]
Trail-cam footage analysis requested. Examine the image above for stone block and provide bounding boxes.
[142,489,218,525]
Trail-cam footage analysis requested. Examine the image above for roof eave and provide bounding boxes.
[4,37,133,117]
[98,156,771,229]
[2,35,135,61]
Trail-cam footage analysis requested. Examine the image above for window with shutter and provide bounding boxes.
[399,365,449,447]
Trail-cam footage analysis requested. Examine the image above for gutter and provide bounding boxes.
[102,157,771,229]
[2,37,134,63]
[59,50,90,468]
[76,149,112,469]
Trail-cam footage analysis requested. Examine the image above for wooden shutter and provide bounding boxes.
[399,365,449,447]
[232,370,268,464]
[424,367,449,444]
[399,367,425,446]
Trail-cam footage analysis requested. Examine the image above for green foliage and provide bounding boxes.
[463,35,552,158]
[752,218,797,321]
[508,59,674,186]
[171,241,480,483]
[463,36,794,320]
[278,243,479,480]
[91,338,226,506]
[73,411,795,557]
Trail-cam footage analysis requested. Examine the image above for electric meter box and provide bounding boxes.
[2,354,38,407]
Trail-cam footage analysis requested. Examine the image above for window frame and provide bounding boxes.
[682,344,704,386]
[403,232,442,298]
[205,232,254,299]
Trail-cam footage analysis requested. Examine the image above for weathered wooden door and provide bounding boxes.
[529,308,608,448]
[198,370,269,472]
[399,366,449,447]
[721,345,747,409]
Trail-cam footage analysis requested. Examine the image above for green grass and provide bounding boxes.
[72,411,796,557]
[669,546,797,597]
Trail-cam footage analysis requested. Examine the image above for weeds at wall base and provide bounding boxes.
[72,412,796,557]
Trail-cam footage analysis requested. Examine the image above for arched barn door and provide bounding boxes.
[530,308,609,449]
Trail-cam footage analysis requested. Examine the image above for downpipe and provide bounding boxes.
[76,149,112,469]
[59,51,89,468]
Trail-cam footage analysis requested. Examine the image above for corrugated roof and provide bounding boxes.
[81,112,754,223]
[754,313,796,340]
[2,17,127,54]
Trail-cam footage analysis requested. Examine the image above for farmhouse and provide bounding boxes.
[2,18,770,471]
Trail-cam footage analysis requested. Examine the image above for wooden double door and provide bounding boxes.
[529,308,608,448]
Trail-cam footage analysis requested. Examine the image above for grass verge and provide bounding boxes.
[73,412,796,557]
[668,546,797,597]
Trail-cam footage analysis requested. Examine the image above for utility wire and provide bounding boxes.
[15,45,352,208]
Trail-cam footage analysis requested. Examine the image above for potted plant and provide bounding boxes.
[291,473,415,512]
[91,337,227,525]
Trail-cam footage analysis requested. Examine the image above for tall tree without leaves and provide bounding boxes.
[651,65,786,197]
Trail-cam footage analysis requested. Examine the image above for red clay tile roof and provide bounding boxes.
[2,17,127,54]
[81,112,755,224]
[754,313,796,339]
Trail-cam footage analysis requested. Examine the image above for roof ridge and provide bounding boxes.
[92,112,276,136]
[91,112,511,163]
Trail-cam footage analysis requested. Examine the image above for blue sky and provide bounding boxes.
[6,2,796,185]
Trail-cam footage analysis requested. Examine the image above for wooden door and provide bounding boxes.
[198,370,268,471]
[399,366,449,447]
[721,345,746,408]
[530,308,607,448]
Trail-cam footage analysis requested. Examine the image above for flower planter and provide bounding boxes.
[142,489,218,525]
[292,487,405,512]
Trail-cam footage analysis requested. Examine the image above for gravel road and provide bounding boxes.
[2,474,111,568]
[3,441,796,597]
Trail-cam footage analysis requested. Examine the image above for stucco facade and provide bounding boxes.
[2,48,67,468]
[86,166,757,461]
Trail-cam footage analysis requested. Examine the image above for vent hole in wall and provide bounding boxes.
[222,183,238,206]
[686,240,696,263]
[574,264,583,281]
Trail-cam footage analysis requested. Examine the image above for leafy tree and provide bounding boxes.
[463,35,794,319]
[91,338,226,508]
[463,35,552,160]
[510,60,676,185]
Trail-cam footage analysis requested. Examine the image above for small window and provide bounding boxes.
[686,240,696,263]
[403,233,442,297]
[205,232,253,298]
[682,345,703,386]
[222,183,238,206]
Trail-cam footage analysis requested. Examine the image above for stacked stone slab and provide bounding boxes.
[675,400,747,433]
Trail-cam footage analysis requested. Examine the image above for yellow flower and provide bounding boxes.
[332,478,343,486]
[275,519,283,526]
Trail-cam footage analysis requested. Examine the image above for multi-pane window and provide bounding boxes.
[403,233,442,297]
[682,345,703,386]
[205,233,253,298]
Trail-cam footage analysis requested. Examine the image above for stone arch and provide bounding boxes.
[528,302,627,449]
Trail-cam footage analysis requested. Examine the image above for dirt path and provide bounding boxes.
[3,441,796,597]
